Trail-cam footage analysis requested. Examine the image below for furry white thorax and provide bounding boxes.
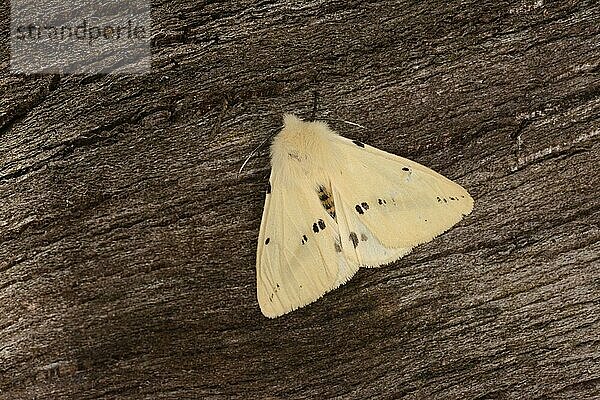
[270,114,341,179]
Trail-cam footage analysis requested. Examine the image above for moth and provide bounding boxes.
[256,114,473,318]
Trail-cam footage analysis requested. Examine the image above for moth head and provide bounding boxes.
[277,113,333,144]
[282,114,329,136]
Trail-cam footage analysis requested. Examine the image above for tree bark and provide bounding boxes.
[1,0,599,399]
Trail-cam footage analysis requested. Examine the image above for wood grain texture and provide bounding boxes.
[1,0,599,399]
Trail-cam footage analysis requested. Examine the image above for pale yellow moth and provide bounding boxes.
[256,114,474,318]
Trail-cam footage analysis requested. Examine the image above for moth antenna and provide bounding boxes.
[238,126,282,175]
[320,118,367,130]
[310,91,319,121]
[336,119,367,129]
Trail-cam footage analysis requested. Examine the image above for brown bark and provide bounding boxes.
[1,1,599,398]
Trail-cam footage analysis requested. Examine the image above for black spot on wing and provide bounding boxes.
[402,167,410,172]
[318,219,326,230]
[317,185,336,220]
[334,242,342,253]
[301,234,308,245]
[360,233,368,241]
[355,205,364,214]
[265,238,270,245]
[352,140,365,148]
[268,283,281,303]
[349,232,359,248]
[313,223,319,233]
[361,202,369,210]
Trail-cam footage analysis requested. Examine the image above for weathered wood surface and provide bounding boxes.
[1,0,599,398]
